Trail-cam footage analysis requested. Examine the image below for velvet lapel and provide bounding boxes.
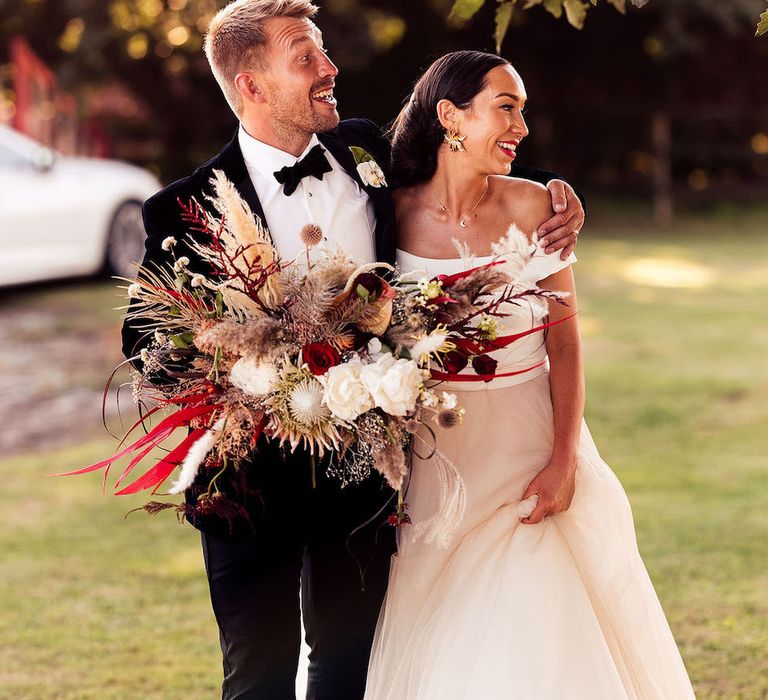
[317,131,397,266]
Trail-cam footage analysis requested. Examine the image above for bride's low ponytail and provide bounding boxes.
[390,51,510,189]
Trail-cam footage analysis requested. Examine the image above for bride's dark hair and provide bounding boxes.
[390,50,510,188]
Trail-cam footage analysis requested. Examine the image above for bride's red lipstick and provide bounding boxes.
[496,138,520,159]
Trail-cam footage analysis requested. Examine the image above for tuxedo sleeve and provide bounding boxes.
[120,193,193,384]
[510,164,586,212]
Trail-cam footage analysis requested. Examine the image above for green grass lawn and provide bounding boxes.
[1,202,767,699]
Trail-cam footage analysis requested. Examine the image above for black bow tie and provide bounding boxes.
[273,144,333,196]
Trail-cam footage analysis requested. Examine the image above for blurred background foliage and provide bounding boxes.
[1,0,766,222]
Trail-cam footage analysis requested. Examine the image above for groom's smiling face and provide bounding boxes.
[258,17,340,140]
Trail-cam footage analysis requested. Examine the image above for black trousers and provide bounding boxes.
[198,446,396,700]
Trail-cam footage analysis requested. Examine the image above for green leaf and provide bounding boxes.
[170,331,194,349]
[348,146,373,165]
[757,8,768,37]
[522,0,544,8]
[563,0,588,28]
[215,289,223,318]
[356,283,370,300]
[449,0,487,21]
[605,0,626,13]
[541,0,563,19]
[495,1,516,53]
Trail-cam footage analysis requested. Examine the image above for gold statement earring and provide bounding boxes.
[444,128,466,153]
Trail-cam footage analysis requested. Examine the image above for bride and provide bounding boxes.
[364,51,696,699]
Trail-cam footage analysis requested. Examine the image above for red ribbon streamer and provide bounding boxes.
[115,427,207,496]
[430,358,547,383]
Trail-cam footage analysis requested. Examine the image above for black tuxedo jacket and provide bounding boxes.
[121,118,577,537]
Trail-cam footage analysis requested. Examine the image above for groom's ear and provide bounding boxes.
[235,72,267,106]
[436,99,459,132]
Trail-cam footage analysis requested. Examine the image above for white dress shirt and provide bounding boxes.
[238,126,377,266]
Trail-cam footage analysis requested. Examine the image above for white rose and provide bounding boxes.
[321,356,374,421]
[360,354,423,416]
[229,357,278,396]
[356,160,387,188]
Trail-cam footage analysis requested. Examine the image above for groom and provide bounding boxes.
[121,0,585,698]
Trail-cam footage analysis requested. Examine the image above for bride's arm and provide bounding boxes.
[520,266,584,525]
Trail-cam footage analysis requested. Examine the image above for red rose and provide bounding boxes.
[302,342,340,376]
[471,354,498,382]
[441,350,469,374]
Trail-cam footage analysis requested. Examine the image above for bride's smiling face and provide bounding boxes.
[440,64,529,175]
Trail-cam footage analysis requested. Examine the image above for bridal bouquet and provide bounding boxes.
[59,170,568,536]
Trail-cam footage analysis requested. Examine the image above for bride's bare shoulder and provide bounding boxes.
[490,176,553,240]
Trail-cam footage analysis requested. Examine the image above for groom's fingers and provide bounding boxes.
[537,210,570,240]
[546,179,568,214]
[560,239,576,260]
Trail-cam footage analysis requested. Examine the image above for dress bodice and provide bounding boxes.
[396,244,576,391]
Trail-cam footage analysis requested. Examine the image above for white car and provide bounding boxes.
[0,125,160,287]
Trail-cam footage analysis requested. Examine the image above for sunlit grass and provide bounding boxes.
[0,202,766,698]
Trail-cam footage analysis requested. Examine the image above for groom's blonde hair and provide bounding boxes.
[204,0,319,116]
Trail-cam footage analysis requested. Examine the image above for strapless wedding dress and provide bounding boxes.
[364,245,696,699]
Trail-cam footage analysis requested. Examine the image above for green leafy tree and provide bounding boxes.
[449,0,651,50]
[758,1,768,35]
[0,0,404,180]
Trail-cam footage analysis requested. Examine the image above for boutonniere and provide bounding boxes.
[349,147,387,188]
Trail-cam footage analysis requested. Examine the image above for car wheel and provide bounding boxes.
[104,200,145,278]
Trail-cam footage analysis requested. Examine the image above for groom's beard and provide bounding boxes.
[269,93,339,143]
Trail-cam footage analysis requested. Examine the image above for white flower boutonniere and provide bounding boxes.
[349,146,387,188]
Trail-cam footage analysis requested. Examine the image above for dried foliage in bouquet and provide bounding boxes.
[55,171,571,544]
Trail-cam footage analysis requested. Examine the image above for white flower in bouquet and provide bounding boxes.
[440,391,458,410]
[190,273,207,288]
[127,283,142,298]
[288,378,330,426]
[161,236,177,251]
[409,330,451,366]
[173,256,190,272]
[321,356,374,421]
[417,277,444,300]
[229,357,278,396]
[366,337,384,360]
[420,389,439,408]
[360,353,424,416]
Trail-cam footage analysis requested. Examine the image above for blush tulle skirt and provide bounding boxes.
[364,372,696,699]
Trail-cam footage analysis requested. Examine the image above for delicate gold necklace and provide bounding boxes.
[430,180,490,228]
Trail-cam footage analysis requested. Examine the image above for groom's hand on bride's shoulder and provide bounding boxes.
[538,180,585,261]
